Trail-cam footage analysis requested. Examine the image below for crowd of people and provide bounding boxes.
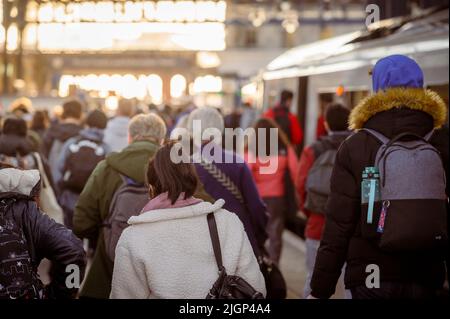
[0,54,448,300]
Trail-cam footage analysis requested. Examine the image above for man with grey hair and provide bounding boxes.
[73,113,167,299]
[184,107,268,260]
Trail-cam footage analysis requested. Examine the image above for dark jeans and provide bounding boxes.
[351,282,437,299]
[263,196,286,265]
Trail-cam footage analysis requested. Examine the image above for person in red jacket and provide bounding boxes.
[264,90,303,147]
[296,103,351,298]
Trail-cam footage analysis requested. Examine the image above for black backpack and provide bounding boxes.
[62,138,106,193]
[0,198,44,299]
[205,212,264,299]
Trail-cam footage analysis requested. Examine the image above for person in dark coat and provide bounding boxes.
[309,55,449,299]
[185,107,268,258]
[43,100,83,186]
[0,164,86,299]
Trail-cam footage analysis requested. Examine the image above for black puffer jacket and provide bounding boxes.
[310,88,449,299]
[0,167,86,298]
[0,195,86,298]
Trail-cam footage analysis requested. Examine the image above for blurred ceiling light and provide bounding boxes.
[147,74,163,105]
[248,8,266,28]
[10,6,17,18]
[241,83,257,97]
[58,75,75,97]
[170,74,187,98]
[13,79,26,91]
[105,96,119,111]
[280,1,291,12]
[6,24,18,51]
[193,75,222,94]
[28,1,226,23]
[38,3,53,22]
[196,52,221,68]
[282,13,299,34]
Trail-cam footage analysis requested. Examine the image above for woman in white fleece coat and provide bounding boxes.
[110,142,266,299]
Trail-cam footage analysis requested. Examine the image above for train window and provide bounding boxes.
[349,90,369,109]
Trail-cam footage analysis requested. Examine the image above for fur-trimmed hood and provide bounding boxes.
[349,88,447,130]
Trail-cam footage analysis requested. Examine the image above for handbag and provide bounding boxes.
[33,152,64,224]
[198,160,287,299]
[206,212,264,299]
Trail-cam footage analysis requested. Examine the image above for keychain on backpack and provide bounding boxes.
[377,200,390,233]
[361,167,380,224]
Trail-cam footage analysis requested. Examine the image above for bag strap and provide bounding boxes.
[32,152,49,189]
[424,130,435,142]
[361,128,389,145]
[207,212,224,272]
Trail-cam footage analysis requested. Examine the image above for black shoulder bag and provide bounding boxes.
[206,212,264,299]
[199,161,287,299]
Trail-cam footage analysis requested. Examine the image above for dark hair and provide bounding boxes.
[325,103,350,132]
[146,141,198,204]
[86,109,108,129]
[2,117,27,137]
[247,118,290,156]
[62,100,83,120]
[0,162,15,169]
[31,110,49,131]
[280,90,294,107]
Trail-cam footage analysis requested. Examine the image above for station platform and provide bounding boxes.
[279,231,346,299]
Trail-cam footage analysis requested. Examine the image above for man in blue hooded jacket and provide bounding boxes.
[309,55,449,299]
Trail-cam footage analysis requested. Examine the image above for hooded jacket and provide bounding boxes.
[103,116,130,153]
[0,168,86,299]
[74,140,213,299]
[310,87,449,299]
[43,122,82,158]
[110,199,266,299]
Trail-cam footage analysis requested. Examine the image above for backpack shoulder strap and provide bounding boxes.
[207,212,224,272]
[361,128,390,145]
[424,130,435,142]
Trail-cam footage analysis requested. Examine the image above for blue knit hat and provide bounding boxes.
[372,55,424,92]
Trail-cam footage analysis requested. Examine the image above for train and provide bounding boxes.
[247,6,449,237]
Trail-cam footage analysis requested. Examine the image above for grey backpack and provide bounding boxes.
[363,128,448,252]
[103,175,149,261]
[304,148,337,214]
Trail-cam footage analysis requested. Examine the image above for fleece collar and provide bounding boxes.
[349,88,447,130]
[128,199,225,225]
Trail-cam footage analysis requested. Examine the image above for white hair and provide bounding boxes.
[187,107,224,139]
[128,113,167,143]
